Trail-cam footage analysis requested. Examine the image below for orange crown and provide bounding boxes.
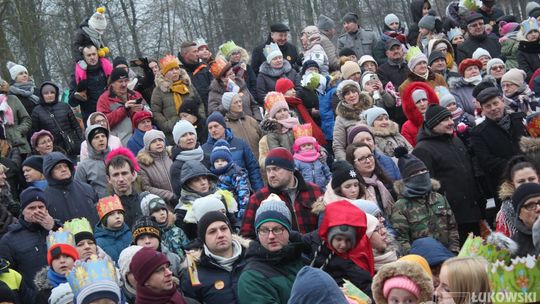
[159,54,180,75]
[264,91,286,112]
[293,123,313,139]
[209,58,228,78]
[96,195,124,221]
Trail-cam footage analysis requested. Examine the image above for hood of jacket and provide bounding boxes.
[137,149,171,166]
[86,112,111,131]
[447,76,475,89]
[205,128,234,145]
[370,121,400,137]
[411,0,430,23]
[85,124,110,160]
[216,45,251,63]
[43,152,74,186]
[39,81,60,105]
[427,38,454,58]
[393,178,441,197]
[179,160,217,187]
[288,266,349,304]
[33,266,53,291]
[402,81,439,127]
[259,60,293,77]
[154,70,191,93]
[335,93,373,120]
[498,180,515,201]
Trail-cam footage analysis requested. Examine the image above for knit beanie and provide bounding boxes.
[327,225,357,248]
[275,78,295,94]
[255,193,292,231]
[78,278,120,304]
[331,160,358,190]
[394,147,428,179]
[131,111,152,129]
[47,243,79,266]
[172,120,197,145]
[112,56,128,68]
[130,247,169,285]
[339,48,357,58]
[30,129,54,148]
[347,124,372,145]
[317,14,335,31]
[428,50,445,66]
[143,129,166,151]
[20,186,47,211]
[340,61,361,80]
[207,111,227,129]
[418,15,436,31]
[407,53,428,71]
[528,1,540,18]
[22,155,44,173]
[198,211,232,244]
[512,182,540,213]
[435,86,456,108]
[118,245,143,285]
[293,136,318,153]
[398,255,433,277]
[131,216,161,244]
[521,17,540,37]
[109,68,129,83]
[301,60,320,75]
[409,237,455,267]
[192,196,227,223]
[49,282,74,304]
[88,7,107,34]
[472,48,491,60]
[266,95,289,119]
[501,68,526,87]
[221,92,239,111]
[6,61,28,81]
[424,104,452,130]
[358,55,377,69]
[411,89,428,103]
[361,72,378,90]
[210,139,233,164]
[336,79,361,102]
[362,107,388,127]
[139,192,167,217]
[384,14,400,27]
[486,58,505,76]
[178,96,200,116]
[342,12,358,24]
[499,22,520,36]
[265,147,295,171]
[365,213,379,238]
[383,276,421,299]
[351,199,383,217]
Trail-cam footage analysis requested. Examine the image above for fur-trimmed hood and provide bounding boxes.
[335,93,373,120]
[520,136,540,155]
[136,149,172,166]
[393,178,441,197]
[370,121,400,137]
[402,81,439,127]
[154,70,192,93]
[498,180,515,201]
[188,234,252,264]
[427,38,455,58]
[34,266,53,291]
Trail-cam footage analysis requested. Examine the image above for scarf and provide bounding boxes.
[445,53,455,70]
[0,95,14,125]
[401,172,432,198]
[414,71,429,80]
[363,175,394,215]
[293,149,320,162]
[374,250,398,271]
[225,111,243,121]
[135,284,186,304]
[170,80,189,113]
[47,268,67,288]
[463,75,483,85]
[284,96,327,145]
[204,239,242,272]
[175,145,204,162]
[496,113,512,133]
[278,117,299,132]
[9,81,40,104]
[500,200,517,236]
[504,85,536,113]
[451,107,464,121]
[82,25,105,49]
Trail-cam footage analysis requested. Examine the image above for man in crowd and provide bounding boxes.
[377,38,410,89]
[317,14,339,71]
[338,12,377,59]
[456,12,501,64]
[178,41,213,113]
[251,23,300,75]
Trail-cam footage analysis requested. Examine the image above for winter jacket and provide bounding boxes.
[74,124,110,198]
[413,126,483,224]
[127,128,146,156]
[517,38,540,81]
[320,32,339,71]
[407,0,431,46]
[0,203,17,240]
[150,72,202,144]
[400,82,440,147]
[241,171,321,239]
[511,218,536,257]
[501,32,520,69]
[208,78,262,121]
[80,112,123,161]
[213,163,251,220]
[333,93,373,160]
[215,46,258,99]
[370,122,413,157]
[266,123,296,153]
[319,86,338,141]
[224,112,263,160]
[71,18,106,61]
[375,150,402,181]
[337,28,377,58]
[33,267,56,304]
[31,82,83,156]
[161,223,189,258]
[43,152,99,225]
[288,266,350,304]
[294,159,331,192]
[303,43,330,75]
[237,233,308,304]
[94,222,132,263]
[0,183,19,219]
[202,128,263,191]
[449,78,477,115]
[456,34,502,65]
[178,56,213,112]
[117,192,143,229]
[169,144,209,198]
[4,94,31,154]
[398,70,448,97]
[256,61,301,104]
[137,149,175,205]
[391,179,459,253]
[378,60,410,90]
[251,39,300,77]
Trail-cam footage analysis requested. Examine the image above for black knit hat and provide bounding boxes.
[110,68,129,83]
[197,211,231,244]
[113,56,129,68]
[512,183,540,213]
[132,216,161,244]
[424,104,452,130]
[395,147,428,179]
[88,126,109,141]
[331,161,358,190]
[22,155,44,173]
[301,60,320,75]
[428,50,446,66]
[178,96,200,117]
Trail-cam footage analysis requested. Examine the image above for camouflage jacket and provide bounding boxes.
[390,179,460,253]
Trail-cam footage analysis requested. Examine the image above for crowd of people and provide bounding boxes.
[1,1,540,303]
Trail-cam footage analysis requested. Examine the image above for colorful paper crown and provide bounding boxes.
[264,91,286,112]
[47,228,75,249]
[448,27,463,40]
[219,40,239,57]
[263,42,281,59]
[293,123,313,139]
[488,255,540,304]
[195,38,208,49]
[159,54,181,75]
[458,233,513,264]
[405,46,423,63]
[209,57,228,78]
[526,112,540,138]
[63,218,93,237]
[67,255,118,298]
[521,17,539,36]
[97,195,124,221]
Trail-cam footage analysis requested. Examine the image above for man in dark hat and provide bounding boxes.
[251,22,300,76]
[456,11,501,64]
[429,50,460,84]
[476,0,504,29]
[337,12,377,59]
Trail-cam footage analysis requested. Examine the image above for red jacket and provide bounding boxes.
[400,82,439,147]
[96,88,144,128]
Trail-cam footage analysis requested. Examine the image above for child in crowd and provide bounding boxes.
[94,195,132,262]
[518,17,540,79]
[263,91,299,152]
[293,135,331,191]
[140,192,189,258]
[127,110,154,156]
[436,86,476,145]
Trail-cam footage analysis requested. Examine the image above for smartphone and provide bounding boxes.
[135,98,143,104]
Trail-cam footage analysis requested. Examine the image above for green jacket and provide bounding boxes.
[5,94,31,154]
[390,179,460,253]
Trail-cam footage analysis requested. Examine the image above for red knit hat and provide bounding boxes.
[265,147,295,171]
[131,111,153,129]
[458,59,483,76]
[275,78,295,94]
[130,247,169,285]
[47,243,79,266]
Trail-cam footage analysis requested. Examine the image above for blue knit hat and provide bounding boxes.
[210,139,233,164]
[20,186,48,210]
[207,111,227,129]
[255,194,292,232]
[265,147,295,171]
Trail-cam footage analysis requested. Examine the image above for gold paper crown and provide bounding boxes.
[488,255,540,303]
[209,57,228,78]
[405,46,423,63]
[63,218,93,237]
[96,195,124,221]
[46,228,75,249]
[458,234,513,264]
[219,40,239,57]
[264,91,286,112]
[159,54,180,75]
[67,255,118,297]
[293,123,313,139]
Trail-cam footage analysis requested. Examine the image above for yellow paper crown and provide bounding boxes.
[405,46,423,63]
[46,228,75,249]
[67,255,118,298]
[264,91,286,112]
[96,195,124,221]
[63,218,93,237]
[219,40,239,57]
[209,57,228,78]
[293,123,313,139]
[159,54,180,75]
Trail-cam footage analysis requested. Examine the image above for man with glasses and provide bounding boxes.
[510,183,540,256]
[456,12,501,64]
[238,194,308,304]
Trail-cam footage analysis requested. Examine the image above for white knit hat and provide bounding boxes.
[384,14,400,27]
[365,213,379,238]
[189,195,227,223]
[172,120,197,145]
[88,8,107,34]
[7,61,28,81]
[221,92,239,111]
[472,48,491,60]
[358,55,377,68]
[118,245,143,288]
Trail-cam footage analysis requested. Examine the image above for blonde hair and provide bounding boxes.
[442,256,491,304]
[0,163,8,173]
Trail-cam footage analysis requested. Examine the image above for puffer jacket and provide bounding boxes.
[400,82,440,147]
[517,36,540,81]
[4,94,31,154]
[207,77,262,121]
[370,121,413,157]
[127,127,146,156]
[74,124,110,198]
[294,159,331,192]
[33,267,56,304]
[501,32,520,69]
[319,85,338,141]
[212,163,251,220]
[224,112,263,160]
[137,148,176,205]
[449,77,477,115]
[31,82,83,155]
[256,60,300,104]
[94,222,132,262]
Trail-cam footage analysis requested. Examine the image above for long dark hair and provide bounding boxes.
[503,155,539,185]
[345,143,393,186]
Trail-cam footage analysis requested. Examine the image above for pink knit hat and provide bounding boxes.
[292,136,319,153]
[383,276,421,299]
[499,21,520,37]
[30,129,54,148]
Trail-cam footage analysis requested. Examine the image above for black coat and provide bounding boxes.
[178,56,213,113]
[117,192,142,229]
[517,40,540,81]
[470,113,527,198]
[456,35,502,64]
[511,219,536,257]
[251,39,300,76]
[169,145,210,198]
[413,126,483,224]
[377,61,410,90]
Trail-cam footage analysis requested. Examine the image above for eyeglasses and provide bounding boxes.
[374,224,385,233]
[355,154,374,163]
[522,201,540,211]
[258,227,286,236]
[490,65,505,71]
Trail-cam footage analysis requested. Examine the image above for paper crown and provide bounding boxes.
[209,57,228,78]
[263,42,281,59]
[488,255,540,304]
[219,40,239,57]
[293,123,313,139]
[47,228,75,249]
[63,218,93,237]
[448,27,463,40]
[67,255,118,298]
[405,46,423,63]
[195,38,208,49]
[263,91,286,112]
[521,17,539,36]
[159,54,181,75]
[96,195,124,220]
[526,112,540,138]
[458,233,513,264]
[460,0,482,11]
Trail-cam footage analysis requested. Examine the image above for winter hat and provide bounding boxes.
[192,196,227,223]
[336,79,361,101]
[384,14,400,27]
[210,139,233,164]
[398,255,433,277]
[521,17,540,37]
[361,71,379,89]
[88,7,107,34]
[383,276,421,299]
[20,186,47,211]
[118,245,143,283]
[486,58,506,75]
[87,125,109,142]
[49,282,74,304]
[0,281,18,304]
[327,225,357,248]
[447,27,463,42]
[435,86,456,108]
[317,14,335,31]
[178,96,200,117]
[109,68,129,83]
[407,52,428,71]
[172,120,197,145]
[476,87,502,105]
[366,213,379,238]
[143,129,166,151]
[207,111,227,129]
[264,92,289,119]
[339,48,357,58]
[275,78,295,94]
[221,92,239,111]
[131,110,152,129]
[347,124,372,145]
[263,42,283,64]
[131,216,161,244]
[358,55,377,68]
[499,22,520,36]
[340,61,361,80]
[301,60,320,75]
[331,160,358,190]
[198,211,232,243]
[501,68,526,87]
[6,61,28,81]
[47,243,79,266]
[472,48,491,60]
[528,1,540,18]
[180,160,217,188]
[159,54,181,76]
[270,23,290,32]
[362,106,388,127]
[458,58,482,77]
[30,129,54,148]
[533,217,540,252]
[342,12,358,24]
[465,11,484,25]
[418,15,436,31]
[130,247,169,285]
[428,50,445,66]
[409,237,455,267]
[265,147,295,171]
[351,199,383,217]
[139,193,167,217]
[255,193,292,231]
[411,89,428,103]
[424,104,452,130]
[394,146,427,179]
[22,155,44,173]
[512,182,540,213]
[105,147,140,172]
[112,56,128,68]
[472,80,497,99]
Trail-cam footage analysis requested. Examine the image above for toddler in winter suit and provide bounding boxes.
[94,195,132,263]
[209,139,250,221]
[293,135,331,191]
[140,192,189,258]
